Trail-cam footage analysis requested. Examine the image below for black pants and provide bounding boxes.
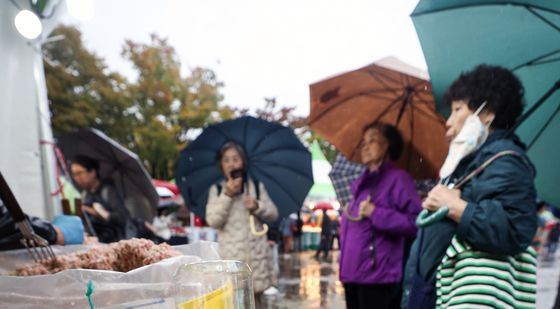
[330,233,340,250]
[315,234,331,257]
[343,282,400,309]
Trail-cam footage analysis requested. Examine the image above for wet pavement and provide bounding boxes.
[537,249,560,309]
[258,248,560,309]
[261,251,345,309]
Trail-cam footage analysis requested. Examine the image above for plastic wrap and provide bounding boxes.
[0,241,221,308]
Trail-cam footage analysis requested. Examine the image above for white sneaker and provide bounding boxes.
[263,286,279,296]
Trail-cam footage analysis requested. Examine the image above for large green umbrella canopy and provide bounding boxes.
[411,0,560,206]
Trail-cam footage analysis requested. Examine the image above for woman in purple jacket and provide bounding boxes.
[339,122,422,309]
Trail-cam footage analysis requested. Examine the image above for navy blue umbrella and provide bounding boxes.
[176,116,313,219]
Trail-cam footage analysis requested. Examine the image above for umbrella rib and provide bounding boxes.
[411,3,560,17]
[249,126,285,154]
[527,6,560,33]
[208,125,232,141]
[365,71,402,97]
[411,104,445,123]
[81,132,119,162]
[512,49,560,71]
[377,94,407,123]
[527,100,560,150]
[250,165,303,207]
[243,117,249,147]
[361,92,404,101]
[309,91,396,124]
[411,92,434,106]
[251,146,307,157]
[367,69,403,86]
[249,160,313,181]
[532,56,560,66]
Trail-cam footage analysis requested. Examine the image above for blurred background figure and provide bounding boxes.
[330,214,341,251]
[292,211,304,253]
[70,155,132,243]
[535,200,560,261]
[280,216,293,255]
[315,208,332,260]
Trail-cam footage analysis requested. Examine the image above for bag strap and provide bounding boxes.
[416,150,533,227]
[454,150,533,189]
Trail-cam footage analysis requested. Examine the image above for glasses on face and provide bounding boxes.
[72,170,87,178]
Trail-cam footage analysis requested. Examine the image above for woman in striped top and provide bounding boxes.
[403,65,538,308]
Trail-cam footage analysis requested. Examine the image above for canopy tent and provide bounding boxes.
[306,141,337,206]
[0,0,67,218]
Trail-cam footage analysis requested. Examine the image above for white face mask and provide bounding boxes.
[439,102,494,180]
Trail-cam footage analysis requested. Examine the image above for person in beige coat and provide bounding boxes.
[205,141,279,297]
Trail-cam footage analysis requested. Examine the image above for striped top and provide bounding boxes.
[436,236,537,309]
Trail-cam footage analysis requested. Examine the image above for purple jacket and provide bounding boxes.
[339,161,421,284]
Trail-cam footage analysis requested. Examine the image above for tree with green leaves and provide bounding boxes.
[122,34,233,178]
[44,25,134,144]
[46,26,233,179]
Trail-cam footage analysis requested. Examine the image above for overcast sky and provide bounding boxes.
[65,0,426,116]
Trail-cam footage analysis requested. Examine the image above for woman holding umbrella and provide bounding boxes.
[339,123,422,309]
[404,65,538,308]
[205,141,279,300]
[71,155,131,243]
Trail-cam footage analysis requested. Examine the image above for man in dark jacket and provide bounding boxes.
[403,65,538,308]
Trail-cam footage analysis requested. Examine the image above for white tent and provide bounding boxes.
[0,0,67,218]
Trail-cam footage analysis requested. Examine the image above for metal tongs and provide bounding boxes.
[0,171,56,263]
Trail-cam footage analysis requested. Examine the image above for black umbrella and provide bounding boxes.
[176,116,313,219]
[58,128,158,221]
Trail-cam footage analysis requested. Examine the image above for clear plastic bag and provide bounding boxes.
[0,241,221,308]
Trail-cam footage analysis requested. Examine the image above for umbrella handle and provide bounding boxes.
[343,204,362,222]
[249,215,268,237]
[416,207,449,227]
[343,195,372,222]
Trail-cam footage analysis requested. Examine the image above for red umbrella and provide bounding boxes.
[313,202,334,211]
[153,179,180,198]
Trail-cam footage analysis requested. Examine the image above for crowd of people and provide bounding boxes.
[0,64,554,308]
[205,65,545,308]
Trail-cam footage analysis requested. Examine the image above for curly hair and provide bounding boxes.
[362,122,403,161]
[443,64,525,129]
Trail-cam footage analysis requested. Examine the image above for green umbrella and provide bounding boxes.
[411,0,560,206]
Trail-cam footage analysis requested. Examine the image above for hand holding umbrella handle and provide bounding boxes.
[416,207,449,227]
[344,195,371,222]
[249,215,268,237]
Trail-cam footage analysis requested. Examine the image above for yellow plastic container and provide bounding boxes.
[174,260,254,309]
